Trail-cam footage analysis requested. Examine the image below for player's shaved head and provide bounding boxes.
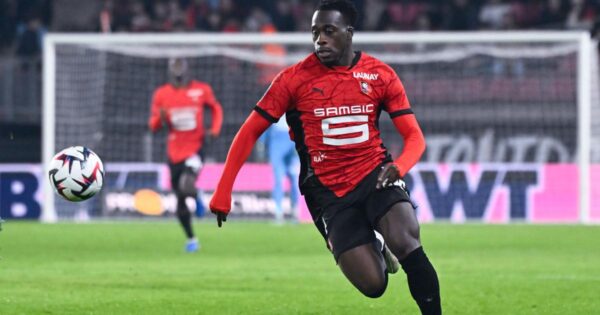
[312,0,357,67]
[168,57,189,87]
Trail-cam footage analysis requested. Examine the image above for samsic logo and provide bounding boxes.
[313,104,374,117]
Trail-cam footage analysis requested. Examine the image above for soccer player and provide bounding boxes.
[149,57,223,253]
[210,1,441,313]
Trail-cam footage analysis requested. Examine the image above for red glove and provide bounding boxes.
[209,111,271,227]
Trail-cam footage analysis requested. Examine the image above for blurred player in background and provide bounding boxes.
[149,57,223,253]
[210,0,441,313]
[260,114,300,224]
[256,26,300,224]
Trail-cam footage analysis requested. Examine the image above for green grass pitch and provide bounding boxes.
[0,221,599,314]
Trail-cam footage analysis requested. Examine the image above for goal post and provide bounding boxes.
[42,31,597,223]
[577,32,593,224]
[42,35,56,223]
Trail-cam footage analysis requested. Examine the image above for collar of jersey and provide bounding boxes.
[321,51,362,71]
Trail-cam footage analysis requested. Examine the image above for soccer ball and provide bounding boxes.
[48,146,104,202]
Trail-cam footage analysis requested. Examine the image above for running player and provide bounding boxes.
[210,1,441,313]
[149,57,223,252]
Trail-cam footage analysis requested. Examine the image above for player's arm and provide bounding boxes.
[391,113,425,176]
[204,85,223,137]
[209,111,271,226]
[210,68,293,226]
[376,73,426,189]
[376,113,425,188]
[148,89,165,132]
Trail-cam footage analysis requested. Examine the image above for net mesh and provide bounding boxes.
[50,36,598,220]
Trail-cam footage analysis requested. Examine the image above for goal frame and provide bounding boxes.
[42,31,593,223]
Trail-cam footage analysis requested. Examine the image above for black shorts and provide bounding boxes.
[168,154,201,193]
[304,164,414,261]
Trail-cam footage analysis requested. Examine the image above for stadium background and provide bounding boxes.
[1,0,599,222]
[2,0,600,163]
[1,1,600,315]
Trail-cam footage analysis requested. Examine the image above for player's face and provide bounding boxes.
[311,10,353,66]
[169,58,190,87]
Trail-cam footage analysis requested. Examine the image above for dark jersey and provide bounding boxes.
[255,52,412,197]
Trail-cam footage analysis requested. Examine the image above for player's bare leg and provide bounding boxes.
[377,202,441,315]
[337,243,388,298]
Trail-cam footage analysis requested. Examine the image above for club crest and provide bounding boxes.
[187,89,204,102]
[360,81,371,94]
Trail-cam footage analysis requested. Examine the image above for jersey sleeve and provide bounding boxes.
[148,88,164,132]
[391,114,426,177]
[382,71,413,118]
[209,111,272,214]
[255,68,294,123]
[203,85,223,135]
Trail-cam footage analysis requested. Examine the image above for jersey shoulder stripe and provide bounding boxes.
[389,108,414,118]
[253,105,278,123]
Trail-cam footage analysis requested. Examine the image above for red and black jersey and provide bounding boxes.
[255,52,413,197]
[149,80,223,164]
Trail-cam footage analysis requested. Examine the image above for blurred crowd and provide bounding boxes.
[1,0,600,56]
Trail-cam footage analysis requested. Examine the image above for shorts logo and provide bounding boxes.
[360,81,371,94]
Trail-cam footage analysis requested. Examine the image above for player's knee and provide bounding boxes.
[362,286,386,298]
[388,232,421,260]
[351,269,388,299]
[359,277,388,298]
[177,171,198,198]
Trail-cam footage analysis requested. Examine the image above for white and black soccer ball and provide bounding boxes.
[48,146,104,202]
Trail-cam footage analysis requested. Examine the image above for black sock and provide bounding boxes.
[400,246,441,315]
[176,198,194,239]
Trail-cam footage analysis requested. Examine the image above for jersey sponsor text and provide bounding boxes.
[353,72,379,80]
[313,104,374,117]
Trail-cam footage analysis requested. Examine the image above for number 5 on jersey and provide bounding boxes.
[321,115,369,146]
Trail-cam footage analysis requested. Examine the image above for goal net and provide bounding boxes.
[42,32,599,223]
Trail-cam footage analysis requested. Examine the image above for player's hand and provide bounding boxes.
[376,162,403,190]
[209,129,220,138]
[210,193,231,228]
[215,212,227,227]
